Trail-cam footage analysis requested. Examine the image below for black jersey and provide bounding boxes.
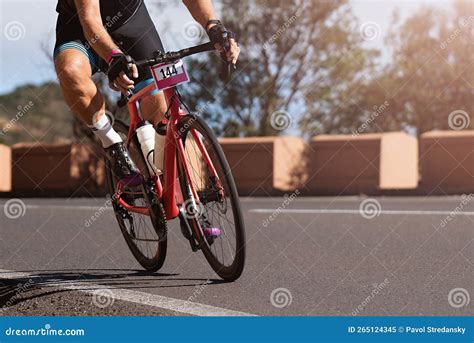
[56,0,143,30]
[54,0,164,84]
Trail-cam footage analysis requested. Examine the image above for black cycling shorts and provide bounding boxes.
[54,1,164,92]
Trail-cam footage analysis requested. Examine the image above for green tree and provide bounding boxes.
[361,0,473,135]
[182,0,378,137]
[0,83,74,145]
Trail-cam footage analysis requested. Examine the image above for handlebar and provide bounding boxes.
[117,40,235,107]
[135,41,235,78]
[134,41,215,68]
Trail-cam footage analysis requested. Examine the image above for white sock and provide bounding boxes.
[88,113,122,148]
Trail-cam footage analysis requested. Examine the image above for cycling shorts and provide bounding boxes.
[53,1,164,93]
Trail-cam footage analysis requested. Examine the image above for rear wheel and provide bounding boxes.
[177,115,246,281]
[105,120,167,272]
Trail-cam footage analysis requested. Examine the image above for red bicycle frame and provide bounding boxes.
[115,81,217,220]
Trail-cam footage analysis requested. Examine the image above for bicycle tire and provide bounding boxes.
[176,114,246,281]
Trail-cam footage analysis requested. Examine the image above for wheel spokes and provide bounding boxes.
[182,130,239,267]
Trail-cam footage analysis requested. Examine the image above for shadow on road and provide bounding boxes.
[0,269,226,311]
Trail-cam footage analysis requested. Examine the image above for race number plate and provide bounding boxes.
[151,60,189,91]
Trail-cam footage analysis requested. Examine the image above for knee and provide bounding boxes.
[140,92,167,124]
[55,54,91,91]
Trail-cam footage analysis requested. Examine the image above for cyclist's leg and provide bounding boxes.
[136,86,168,127]
[53,14,140,185]
[53,12,106,126]
[54,48,105,126]
[54,43,139,186]
[54,44,123,149]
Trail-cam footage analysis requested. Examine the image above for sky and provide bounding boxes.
[0,0,452,95]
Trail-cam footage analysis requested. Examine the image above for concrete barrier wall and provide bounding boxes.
[379,132,418,189]
[0,144,12,192]
[71,143,106,195]
[2,130,473,197]
[11,143,105,196]
[419,130,474,194]
[306,134,381,195]
[305,132,418,195]
[12,143,73,192]
[219,136,306,195]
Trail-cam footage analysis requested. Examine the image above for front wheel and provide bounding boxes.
[177,115,246,281]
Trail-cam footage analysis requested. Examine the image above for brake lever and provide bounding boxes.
[219,58,231,82]
[219,31,236,81]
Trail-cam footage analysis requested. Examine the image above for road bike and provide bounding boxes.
[104,41,246,282]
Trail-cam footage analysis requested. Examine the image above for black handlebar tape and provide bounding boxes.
[135,42,215,68]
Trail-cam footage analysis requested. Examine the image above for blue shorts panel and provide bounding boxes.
[53,40,99,73]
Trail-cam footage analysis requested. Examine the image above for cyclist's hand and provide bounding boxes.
[207,22,240,65]
[218,38,239,65]
[107,53,139,95]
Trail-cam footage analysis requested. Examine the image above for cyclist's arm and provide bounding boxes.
[182,0,218,31]
[182,0,240,64]
[74,0,118,61]
[74,0,138,93]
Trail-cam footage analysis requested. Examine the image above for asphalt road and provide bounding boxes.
[0,196,473,316]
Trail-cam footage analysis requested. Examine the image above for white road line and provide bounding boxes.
[249,209,474,216]
[241,196,473,203]
[0,269,256,317]
[2,204,473,217]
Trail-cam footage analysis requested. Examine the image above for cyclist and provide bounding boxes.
[53,0,240,187]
